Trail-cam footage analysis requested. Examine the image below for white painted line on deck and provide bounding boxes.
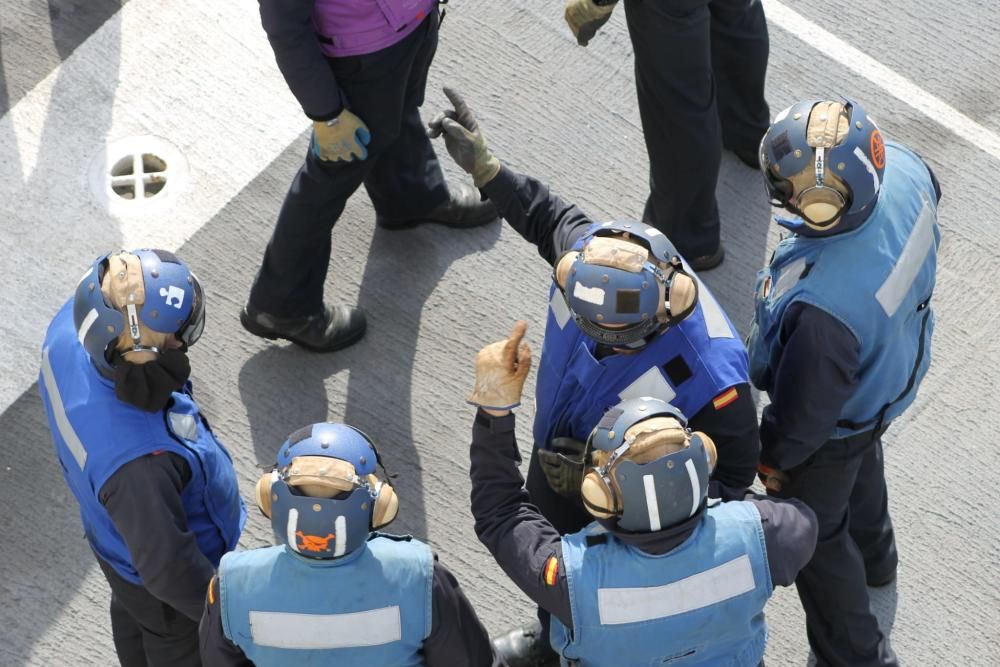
[0,1,308,413]
[764,0,1000,160]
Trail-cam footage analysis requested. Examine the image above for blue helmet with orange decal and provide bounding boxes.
[760,98,885,236]
[254,423,399,559]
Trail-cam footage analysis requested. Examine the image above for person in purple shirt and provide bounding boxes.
[243,0,498,352]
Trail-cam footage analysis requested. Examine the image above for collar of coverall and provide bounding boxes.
[597,505,705,554]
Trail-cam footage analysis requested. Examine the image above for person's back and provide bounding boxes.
[39,249,245,666]
[463,331,817,667]
[201,422,499,666]
[218,536,432,665]
[553,501,771,666]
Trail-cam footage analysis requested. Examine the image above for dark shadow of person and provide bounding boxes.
[699,155,774,340]
[869,579,900,642]
[0,3,125,663]
[343,222,502,538]
[0,385,120,661]
[238,217,502,542]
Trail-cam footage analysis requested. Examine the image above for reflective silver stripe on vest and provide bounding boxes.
[249,606,402,649]
[770,256,807,302]
[40,347,88,470]
[618,367,676,404]
[549,289,572,329]
[597,554,756,626]
[169,412,198,441]
[876,195,935,317]
[696,280,734,339]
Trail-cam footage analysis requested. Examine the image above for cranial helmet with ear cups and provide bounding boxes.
[74,249,206,373]
[255,423,398,559]
[760,97,885,237]
[580,397,717,532]
[558,220,699,347]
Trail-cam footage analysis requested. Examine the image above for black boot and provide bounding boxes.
[376,183,499,230]
[240,302,366,353]
[492,621,561,667]
[686,244,726,272]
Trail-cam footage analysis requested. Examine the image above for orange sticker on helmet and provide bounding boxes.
[296,531,335,552]
[870,129,885,169]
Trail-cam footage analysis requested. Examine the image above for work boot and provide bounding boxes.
[376,183,499,230]
[240,302,366,353]
[492,621,560,667]
[687,244,726,272]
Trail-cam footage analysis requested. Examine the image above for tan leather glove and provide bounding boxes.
[564,0,617,47]
[469,321,532,411]
[312,109,371,162]
[427,87,501,187]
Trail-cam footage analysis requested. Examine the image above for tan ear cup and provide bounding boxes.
[668,272,697,314]
[695,432,718,472]
[255,471,277,518]
[580,470,617,519]
[554,251,580,289]
[370,477,399,529]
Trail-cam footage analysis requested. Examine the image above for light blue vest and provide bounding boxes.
[219,536,433,666]
[534,230,749,447]
[747,142,939,438]
[38,299,246,585]
[551,502,772,666]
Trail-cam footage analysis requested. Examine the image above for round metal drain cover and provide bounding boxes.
[90,136,188,215]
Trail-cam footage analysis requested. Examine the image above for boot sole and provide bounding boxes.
[240,309,367,353]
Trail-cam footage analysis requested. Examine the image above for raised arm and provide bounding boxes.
[428,87,596,265]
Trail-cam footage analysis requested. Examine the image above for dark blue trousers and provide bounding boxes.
[776,429,899,667]
[624,0,771,257]
[250,11,449,318]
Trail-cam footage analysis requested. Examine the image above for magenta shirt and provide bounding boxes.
[312,0,438,57]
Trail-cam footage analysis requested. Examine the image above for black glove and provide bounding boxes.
[538,437,588,498]
[114,349,190,412]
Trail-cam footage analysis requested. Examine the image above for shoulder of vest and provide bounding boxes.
[707,499,762,523]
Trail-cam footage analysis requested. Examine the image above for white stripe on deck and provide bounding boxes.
[764,0,1000,161]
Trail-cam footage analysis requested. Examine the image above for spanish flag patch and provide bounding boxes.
[712,387,739,410]
[543,556,559,586]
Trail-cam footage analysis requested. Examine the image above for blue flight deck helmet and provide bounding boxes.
[558,220,699,347]
[73,249,206,373]
[255,423,399,559]
[760,97,885,236]
[580,397,717,532]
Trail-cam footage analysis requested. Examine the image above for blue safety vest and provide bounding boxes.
[534,230,749,447]
[219,535,433,666]
[747,142,939,439]
[551,502,772,666]
[38,299,246,585]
